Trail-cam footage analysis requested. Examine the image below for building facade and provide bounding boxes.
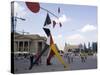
[64,43,84,53]
[14,33,48,56]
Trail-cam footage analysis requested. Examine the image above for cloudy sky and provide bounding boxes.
[13,1,97,50]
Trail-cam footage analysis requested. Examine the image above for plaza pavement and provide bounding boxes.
[14,54,97,74]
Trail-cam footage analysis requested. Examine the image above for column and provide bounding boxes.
[23,41,24,51]
[28,41,29,52]
[17,41,19,51]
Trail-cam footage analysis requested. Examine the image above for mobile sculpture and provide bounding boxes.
[26,2,67,69]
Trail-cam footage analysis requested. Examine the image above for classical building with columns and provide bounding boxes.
[64,43,84,53]
[14,33,48,56]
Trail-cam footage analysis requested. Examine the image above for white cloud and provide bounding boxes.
[65,34,86,44]
[14,2,27,17]
[52,34,63,41]
[52,14,71,24]
[57,34,62,38]
[80,24,97,32]
[52,34,64,50]
[59,14,71,23]
[66,34,85,40]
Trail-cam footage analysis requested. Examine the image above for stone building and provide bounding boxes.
[14,33,48,56]
[64,43,84,53]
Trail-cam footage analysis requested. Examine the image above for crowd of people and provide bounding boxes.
[64,50,88,64]
[14,49,94,70]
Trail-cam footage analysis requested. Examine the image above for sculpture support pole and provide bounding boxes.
[43,27,68,68]
[29,44,49,70]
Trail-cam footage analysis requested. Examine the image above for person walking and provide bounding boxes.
[80,52,85,63]
[70,52,74,63]
[67,53,71,64]
[29,54,34,70]
[66,49,73,64]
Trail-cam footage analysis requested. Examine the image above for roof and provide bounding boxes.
[64,44,80,52]
[14,33,46,41]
